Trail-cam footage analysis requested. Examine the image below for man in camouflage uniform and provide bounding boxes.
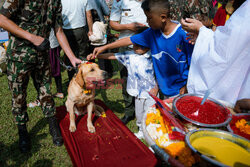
[0,0,82,153]
[168,0,213,27]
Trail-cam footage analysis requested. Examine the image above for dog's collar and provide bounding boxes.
[83,89,92,95]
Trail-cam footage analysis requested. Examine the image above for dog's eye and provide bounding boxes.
[90,68,95,72]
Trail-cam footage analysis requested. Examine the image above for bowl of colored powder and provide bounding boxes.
[227,113,250,140]
[185,128,250,167]
[172,94,232,127]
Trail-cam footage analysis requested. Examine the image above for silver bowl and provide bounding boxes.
[185,128,250,167]
[227,113,250,133]
[172,94,232,127]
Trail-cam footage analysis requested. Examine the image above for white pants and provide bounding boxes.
[135,97,155,130]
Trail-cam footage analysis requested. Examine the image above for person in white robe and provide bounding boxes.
[180,0,250,106]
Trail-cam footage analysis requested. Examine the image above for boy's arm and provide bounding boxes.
[87,53,117,60]
[93,37,132,56]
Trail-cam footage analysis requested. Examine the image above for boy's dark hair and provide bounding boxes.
[141,0,170,16]
[91,9,100,22]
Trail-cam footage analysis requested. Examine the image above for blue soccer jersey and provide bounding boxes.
[130,24,193,96]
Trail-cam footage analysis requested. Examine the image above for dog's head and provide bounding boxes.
[75,62,107,89]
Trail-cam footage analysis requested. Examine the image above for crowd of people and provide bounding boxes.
[0,0,249,156]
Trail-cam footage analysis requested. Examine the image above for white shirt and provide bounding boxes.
[115,51,156,99]
[110,0,147,39]
[49,29,59,49]
[61,0,92,29]
[187,0,250,105]
[89,21,107,46]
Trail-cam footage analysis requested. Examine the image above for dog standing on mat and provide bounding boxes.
[66,62,107,133]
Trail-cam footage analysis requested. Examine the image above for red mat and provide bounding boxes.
[56,100,158,167]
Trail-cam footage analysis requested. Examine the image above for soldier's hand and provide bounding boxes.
[31,35,45,47]
[127,22,146,32]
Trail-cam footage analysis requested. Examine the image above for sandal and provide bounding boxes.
[54,93,64,99]
[27,100,40,108]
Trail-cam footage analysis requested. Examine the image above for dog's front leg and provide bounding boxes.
[66,100,77,132]
[87,101,95,133]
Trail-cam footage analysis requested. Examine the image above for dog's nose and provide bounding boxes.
[102,71,108,79]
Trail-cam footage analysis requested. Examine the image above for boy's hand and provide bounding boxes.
[150,87,158,96]
[87,54,96,60]
[179,85,187,95]
[93,46,106,57]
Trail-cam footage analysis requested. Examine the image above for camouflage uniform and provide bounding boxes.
[0,0,62,125]
[169,0,213,23]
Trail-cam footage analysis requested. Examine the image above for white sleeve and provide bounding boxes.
[86,0,93,11]
[115,52,128,67]
[110,0,122,21]
[89,23,103,42]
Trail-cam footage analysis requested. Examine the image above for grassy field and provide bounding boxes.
[0,61,139,167]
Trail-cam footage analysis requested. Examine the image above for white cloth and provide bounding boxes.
[187,0,250,105]
[110,0,147,40]
[61,0,92,29]
[89,21,107,46]
[49,29,59,49]
[115,50,156,99]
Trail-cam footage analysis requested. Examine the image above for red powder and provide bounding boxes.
[176,96,228,124]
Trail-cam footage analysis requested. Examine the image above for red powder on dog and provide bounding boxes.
[176,96,228,124]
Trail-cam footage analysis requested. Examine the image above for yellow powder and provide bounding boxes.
[191,136,250,167]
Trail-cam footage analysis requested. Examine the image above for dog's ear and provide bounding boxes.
[75,67,85,88]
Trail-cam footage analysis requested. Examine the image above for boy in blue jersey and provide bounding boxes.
[92,0,193,98]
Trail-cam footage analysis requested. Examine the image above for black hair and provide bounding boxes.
[91,9,100,22]
[141,0,170,16]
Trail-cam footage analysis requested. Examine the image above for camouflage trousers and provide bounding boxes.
[7,54,55,125]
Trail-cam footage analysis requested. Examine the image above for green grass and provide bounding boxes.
[0,61,140,167]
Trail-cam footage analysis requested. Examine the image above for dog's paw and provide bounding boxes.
[87,125,96,133]
[69,124,76,132]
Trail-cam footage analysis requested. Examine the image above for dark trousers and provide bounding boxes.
[63,27,89,81]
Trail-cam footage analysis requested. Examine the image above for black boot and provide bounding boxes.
[47,116,63,146]
[17,124,31,153]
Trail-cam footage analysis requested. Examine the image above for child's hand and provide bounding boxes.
[179,85,187,95]
[150,87,158,96]
[93,46,106,57]
[87,54,96,60]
